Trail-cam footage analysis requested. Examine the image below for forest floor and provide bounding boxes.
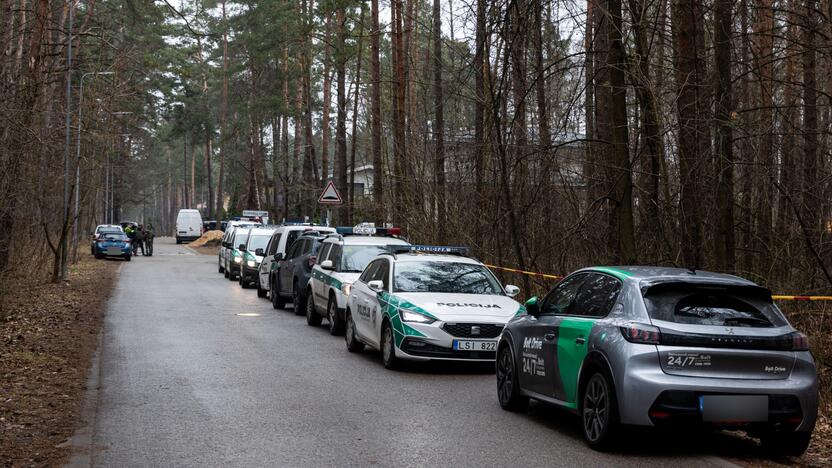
[0,254,120,466]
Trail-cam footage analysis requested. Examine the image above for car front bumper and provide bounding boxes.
[392,321,503,362]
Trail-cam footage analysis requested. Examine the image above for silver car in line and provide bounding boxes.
[496,266,817,455]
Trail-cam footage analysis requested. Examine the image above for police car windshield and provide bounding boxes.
[341,245,388,272]
[247,235,271,252]
[394,261,503,295]
[234,233,249,247]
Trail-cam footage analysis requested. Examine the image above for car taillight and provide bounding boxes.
[620,323,661,344]
[308,256,317,268]
[387,227,401,235]
[790,332,809,351]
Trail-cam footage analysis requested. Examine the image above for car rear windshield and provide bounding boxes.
[341,245,389,272]
[643,284,787,328]
[102,233,127,241]
[394,261,503,295]
[247,234,271,252]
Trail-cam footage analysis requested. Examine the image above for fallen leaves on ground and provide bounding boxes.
[0,255,119,467]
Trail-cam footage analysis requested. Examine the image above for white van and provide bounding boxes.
[175,209,203,244]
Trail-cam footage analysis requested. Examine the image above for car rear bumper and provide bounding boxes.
[617,352,818,432]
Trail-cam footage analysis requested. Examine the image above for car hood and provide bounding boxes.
[334,272,360,284]
[394,292,521,322]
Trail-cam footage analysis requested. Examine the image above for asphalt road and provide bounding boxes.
[73,238,764,467]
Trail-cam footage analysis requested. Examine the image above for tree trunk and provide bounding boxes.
[605,0,636,263]
[713,0,735,272]
[671,0,707,268]
[215,0,229,223]
[348,6,366,226]
[474,0,487,200]
[321,12,333,185]
[432,0,445,238]
[335,6,347,224]
[370,0,383,217]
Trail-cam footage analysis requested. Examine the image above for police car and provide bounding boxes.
[343,245,522,369]
[305,224,409,335]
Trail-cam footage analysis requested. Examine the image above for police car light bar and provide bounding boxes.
[336,223,402,237]
[387,245,470,256]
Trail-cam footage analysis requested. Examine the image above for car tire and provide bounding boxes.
[380,321,399,370]
[580,370,620,451]
[125,255,131,262]
[239,271,247,288]
[345,310,365,353]
[256,283,267,298]
[327,296,345,336]
[292,282,306,316]
[760,431,812,457]
[496,343,528,411]
[219,262,224,274]
[228,265,237,281]
[271,277,286,310]
[176,238,181,244]
[306,292,323,326]
[94,253,103,259]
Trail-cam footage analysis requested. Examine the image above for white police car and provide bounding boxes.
[305,223,409,334]
[344,245,523,369]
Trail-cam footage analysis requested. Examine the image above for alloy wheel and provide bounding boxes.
[583,374,609,443]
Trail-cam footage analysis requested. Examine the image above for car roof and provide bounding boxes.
[389,253,481,265]
[97,224,122,229]
[575,266,757,287]
[249,227,279,235]
[277,225,335,232]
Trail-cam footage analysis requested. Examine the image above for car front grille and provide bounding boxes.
[441,322,503,339]
[400,338,496,360]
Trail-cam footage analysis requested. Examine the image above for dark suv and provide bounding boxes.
[273,233,327,315]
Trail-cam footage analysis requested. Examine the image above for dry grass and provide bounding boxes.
[0,254,120,466]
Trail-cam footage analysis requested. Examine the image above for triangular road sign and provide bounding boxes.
[318,180,343,205]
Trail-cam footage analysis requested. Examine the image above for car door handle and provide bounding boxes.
[575,337,586,345]
[544,333,556,341]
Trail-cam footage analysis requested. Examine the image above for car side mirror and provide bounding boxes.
[505,285,520,297]
[320,259,334,270]
[274,252,284,261]
[524,296,540,316]
[238,244,246,251]
[255,248,264,256]
[368,280,384,293]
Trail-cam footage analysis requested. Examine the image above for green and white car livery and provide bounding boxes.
[306,227,410,335]
[344,245,522,369]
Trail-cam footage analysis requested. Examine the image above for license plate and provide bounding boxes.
[700,395,768,422]
[106,248,123,255]
[453,340,496,351]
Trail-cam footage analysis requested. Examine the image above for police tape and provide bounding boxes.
[772,295,832,301]
[483,264,563,280]
[485,264,832,301]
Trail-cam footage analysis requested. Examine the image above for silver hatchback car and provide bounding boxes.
[497,266,817,455]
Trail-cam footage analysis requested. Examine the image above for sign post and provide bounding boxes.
[317,181,343,226]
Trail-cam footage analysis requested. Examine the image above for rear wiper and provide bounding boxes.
[723,316,771,327]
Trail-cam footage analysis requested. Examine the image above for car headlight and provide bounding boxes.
[341,283,352,296]
[246,260,256,267]
[399,308,435,324]
[234,256,242,263]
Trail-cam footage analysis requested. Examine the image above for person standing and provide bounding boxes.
[144,223,155,256]
[134,224,146,256]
